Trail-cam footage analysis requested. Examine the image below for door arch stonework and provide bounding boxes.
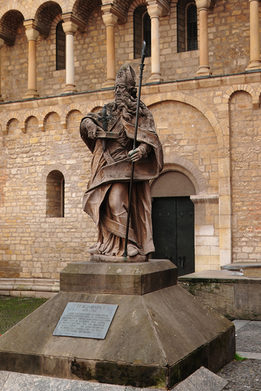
[149,99,224,271]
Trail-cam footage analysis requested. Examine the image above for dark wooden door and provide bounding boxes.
[152,197,195,276]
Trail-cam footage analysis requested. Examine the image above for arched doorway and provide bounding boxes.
[151,171,195,276]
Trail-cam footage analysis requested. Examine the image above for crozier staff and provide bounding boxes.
[124,41,146,258]
[80,64,163,259]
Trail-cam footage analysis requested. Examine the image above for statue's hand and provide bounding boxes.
[128,147,143,162]
[86,120,98,139]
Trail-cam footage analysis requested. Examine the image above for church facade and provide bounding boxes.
[0,0,260,294]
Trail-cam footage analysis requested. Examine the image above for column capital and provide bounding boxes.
[62,13,86,32]
[196,0,211,11]
[102,13,118,27]
[147,3,163,18]
[101,4,126,24]
[24,20,39,41]
[147,0,170,17]
[62,21,78,35]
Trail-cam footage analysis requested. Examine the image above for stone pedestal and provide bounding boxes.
[0,260,235,389]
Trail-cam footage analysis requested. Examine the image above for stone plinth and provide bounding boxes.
[60,259,177,295]
[0,260,235,389]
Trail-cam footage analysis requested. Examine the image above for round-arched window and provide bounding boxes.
[46,170,64,217]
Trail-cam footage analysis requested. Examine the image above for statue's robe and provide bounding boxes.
[80,102,163,256]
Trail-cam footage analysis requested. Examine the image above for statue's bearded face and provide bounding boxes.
[115,84,130,104]
[114,82,137,119]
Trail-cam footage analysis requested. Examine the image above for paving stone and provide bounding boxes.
[233,320,250,332]
[1,372,125,391]
[172,367,228,391]
[236,322,261,353]
[237,352,261,360]
[0,371,10,389]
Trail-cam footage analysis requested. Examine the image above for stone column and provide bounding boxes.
[0,39,5,101]
[62,21,78,92]
[24,21,39,98]
[196,0,211,76]
[102,13,118,87]
[247,0,261,70]
[147,2,163,82]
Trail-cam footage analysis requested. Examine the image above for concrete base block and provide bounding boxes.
[0,260,235,389]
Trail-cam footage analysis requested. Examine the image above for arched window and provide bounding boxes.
[186,3,198,51]
[134,5,151,59]
[56,21,65,70]
[177,0,198,53]
[46,170,65,217]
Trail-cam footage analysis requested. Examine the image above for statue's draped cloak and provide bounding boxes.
[80,102,163,256]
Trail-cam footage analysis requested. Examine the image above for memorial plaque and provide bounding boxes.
[53,302,118,339]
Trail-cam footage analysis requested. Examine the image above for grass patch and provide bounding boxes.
[234,353,246,361]
[0,296,47,335]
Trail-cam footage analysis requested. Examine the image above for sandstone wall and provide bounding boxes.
[0,0,255,100]
[0,0,261,283]
[208,0,250,75]
[0,105,97,279]
[230,91,261,263]
[0,73,261,279]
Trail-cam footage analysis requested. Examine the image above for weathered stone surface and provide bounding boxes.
[173,367,228,391]
[60,260,177,295]
[0,371,125,391]
[0,371,166,390]
[179,271,261,320]
[0,371,9,389]
[0,0,261,288]
[235,321,261,353]
[0,261,235,389]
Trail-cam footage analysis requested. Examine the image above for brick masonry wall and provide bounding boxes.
[150,100,219,195]
[36,8,107,96]
[0,73,261,278]
[208,0,250,75]
[230,91,261,263]
[0,107,97,279]
[0,0,256,100]
[0,0,261,280]
[1,27,27,101]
